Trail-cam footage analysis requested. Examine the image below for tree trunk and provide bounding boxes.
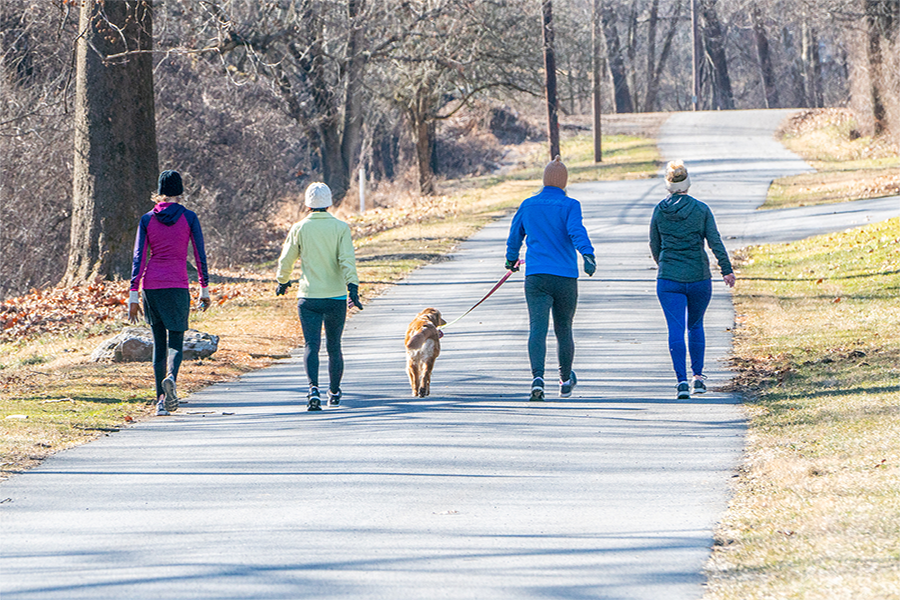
[780,24,805,108]
[65,0,158,285]
[600,3,634,113]
[340,0,367,196]
[291,4,351,206]
[645,0,681,113]
[863,0,896,135]
[752,4,779,109]
[411,96,436,196]
[645,0,659,112]
[800,19,823,108]
[296,12,351,204]
[699,0,734,110]
[542,0,560,159]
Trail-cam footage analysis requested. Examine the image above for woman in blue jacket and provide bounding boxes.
[506,156,596,401]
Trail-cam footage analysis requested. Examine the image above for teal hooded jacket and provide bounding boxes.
[649,194,733,283]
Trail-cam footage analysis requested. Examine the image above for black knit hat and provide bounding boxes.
[157,170,183,197]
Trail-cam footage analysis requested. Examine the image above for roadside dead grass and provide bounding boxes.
[764,108,899,210]
[705,217,900,599]
[1,126,660,479]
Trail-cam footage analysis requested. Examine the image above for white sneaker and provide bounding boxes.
[162,376,179,412]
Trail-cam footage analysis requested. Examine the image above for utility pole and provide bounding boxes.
[592,0,602,162]
[542,0,560,159]
[691,0,700,111]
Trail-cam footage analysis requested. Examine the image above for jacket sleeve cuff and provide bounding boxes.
[129,291,140,304]
[200,287,210,299]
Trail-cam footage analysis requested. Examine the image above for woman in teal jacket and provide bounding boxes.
[650,161,735,400]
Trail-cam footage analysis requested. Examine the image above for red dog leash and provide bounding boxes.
[440,260,523,331]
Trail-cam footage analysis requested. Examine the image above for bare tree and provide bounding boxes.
[183,0,395,206]
[600,0,635,113]
[64,0,158,285]
[644,0,684,112]
[386,0,541,194]
[699,0,734,110]
[798,5,824,108]
[0,2,78,299]
[751,3,779,108]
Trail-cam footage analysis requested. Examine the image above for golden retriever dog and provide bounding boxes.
[405,308,447,397]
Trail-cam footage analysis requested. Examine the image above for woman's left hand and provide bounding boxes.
[723,273,736,288]
[199,296,211,311]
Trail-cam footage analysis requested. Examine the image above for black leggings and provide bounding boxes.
[150,322,183,399]
[525,274,578,382]
[298,298,347,393]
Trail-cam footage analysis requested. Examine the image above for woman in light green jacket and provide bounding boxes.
[276,183,362,411]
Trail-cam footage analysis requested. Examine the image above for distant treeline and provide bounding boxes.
[1,0,896,300]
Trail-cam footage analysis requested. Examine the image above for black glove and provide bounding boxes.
[275,281,292,296]
[583,254,596,277]
[347,283,363,310]
[505,259,520,272]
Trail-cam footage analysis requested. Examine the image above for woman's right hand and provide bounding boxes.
[723,273,736,288]
[128,302,141,324]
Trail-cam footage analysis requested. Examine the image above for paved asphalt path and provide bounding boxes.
[2,110,897,600]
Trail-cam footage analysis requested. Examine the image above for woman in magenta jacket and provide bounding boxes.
[129,170,211,416]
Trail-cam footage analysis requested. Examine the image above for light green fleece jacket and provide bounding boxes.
[276,211,359,298]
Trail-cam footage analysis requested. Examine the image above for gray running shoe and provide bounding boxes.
[529,377,545,401]
[162,376,179,412]
[693,376,708,394]
[676,382,691,400]
[559,371,577,398]
[155,399,169,416]
[328,389,342,406]
[307,387,322,411]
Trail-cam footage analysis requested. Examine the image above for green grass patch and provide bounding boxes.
[563,133,660,184]
[706,217,900,599]
[19,354,47,366]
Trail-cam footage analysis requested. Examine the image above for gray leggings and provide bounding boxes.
[298,298,346,393]
[525,274,578,382]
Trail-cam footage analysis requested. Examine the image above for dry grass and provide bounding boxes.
[764,108,900,210]
[705,217,900,599]
[1,127,661,480]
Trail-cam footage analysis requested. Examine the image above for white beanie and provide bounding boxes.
[305,182,333,209]
[665,160,691,194]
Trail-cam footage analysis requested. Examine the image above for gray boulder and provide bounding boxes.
[91,327,219,363]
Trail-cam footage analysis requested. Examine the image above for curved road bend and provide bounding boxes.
[2,109,897,600]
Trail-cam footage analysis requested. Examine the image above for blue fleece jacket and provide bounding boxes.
[506,186,594,278]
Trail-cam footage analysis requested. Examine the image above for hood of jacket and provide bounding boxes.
[152,201,185,226]
[658,193,697,221]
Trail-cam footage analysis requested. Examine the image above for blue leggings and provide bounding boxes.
[656,278,712,383]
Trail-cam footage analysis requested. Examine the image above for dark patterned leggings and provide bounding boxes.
[298,298,347,393]
[525,274,578,383]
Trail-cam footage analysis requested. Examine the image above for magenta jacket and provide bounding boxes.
[130,202,209,291]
